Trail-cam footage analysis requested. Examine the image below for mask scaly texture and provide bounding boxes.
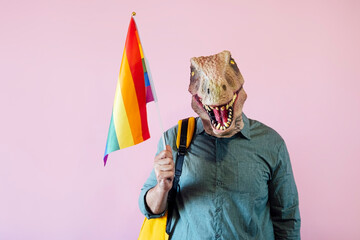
[189,50,247,138]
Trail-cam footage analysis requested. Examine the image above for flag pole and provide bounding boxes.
[132,12,166,150]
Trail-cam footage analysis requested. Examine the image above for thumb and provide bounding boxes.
[166,145,172,153]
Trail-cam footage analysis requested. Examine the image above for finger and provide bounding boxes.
[156,158,174,166]
[155,165,175,174]
[157,164,175,172]
[154,164,175,176]
[158,171,175,181]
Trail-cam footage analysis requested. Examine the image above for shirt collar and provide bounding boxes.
[240,113,251,140]
[195,113,251,140]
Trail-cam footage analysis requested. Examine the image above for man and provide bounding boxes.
[139,50,301,239]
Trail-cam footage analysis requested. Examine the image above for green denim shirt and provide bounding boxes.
[139,113,301,240]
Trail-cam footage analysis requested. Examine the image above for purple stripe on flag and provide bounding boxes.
[104,154,108,166]
[146,85,154,103]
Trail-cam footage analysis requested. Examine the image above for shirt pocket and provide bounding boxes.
[237,160,269,198]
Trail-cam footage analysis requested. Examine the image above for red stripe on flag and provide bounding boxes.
[125,18,150,141]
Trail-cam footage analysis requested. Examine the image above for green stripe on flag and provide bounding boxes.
[106,112,120,153]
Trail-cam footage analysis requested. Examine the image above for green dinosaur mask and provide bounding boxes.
[189,50,247,138]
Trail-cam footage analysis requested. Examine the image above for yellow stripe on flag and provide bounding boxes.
[113,81,134,148]
[116,49,144,146]
[113,51,136,148]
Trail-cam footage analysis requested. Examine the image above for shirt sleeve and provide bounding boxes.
[138,138,167,219]
[268,141,301,240]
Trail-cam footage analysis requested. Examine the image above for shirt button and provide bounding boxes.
[215,234,220,239]
[216,208,221,213]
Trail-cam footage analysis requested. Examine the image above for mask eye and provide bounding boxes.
[229,57,240,73]
[191,71,195,77]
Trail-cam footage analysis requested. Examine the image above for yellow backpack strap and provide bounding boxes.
[166,117,196,235]
[176,117,196,152]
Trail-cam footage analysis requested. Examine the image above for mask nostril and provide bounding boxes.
[207,88,210,94]
[222,85,227,91]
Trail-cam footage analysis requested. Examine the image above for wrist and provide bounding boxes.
[155,184,170,197]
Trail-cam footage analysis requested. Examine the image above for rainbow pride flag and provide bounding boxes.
[104,16,155,166]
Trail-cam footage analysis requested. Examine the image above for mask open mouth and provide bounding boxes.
[195,90,239,131]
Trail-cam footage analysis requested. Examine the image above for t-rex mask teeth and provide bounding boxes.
[199,92,238,131]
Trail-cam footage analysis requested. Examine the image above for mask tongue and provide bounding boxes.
[220,107,228,124]
[213,106,228,126]
[213,108,221,124]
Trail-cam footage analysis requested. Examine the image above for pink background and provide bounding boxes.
[1,0,360,239]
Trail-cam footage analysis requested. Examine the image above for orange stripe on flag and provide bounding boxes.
[118,50,144,145]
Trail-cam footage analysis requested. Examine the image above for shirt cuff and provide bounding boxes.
[139,188,167,219]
